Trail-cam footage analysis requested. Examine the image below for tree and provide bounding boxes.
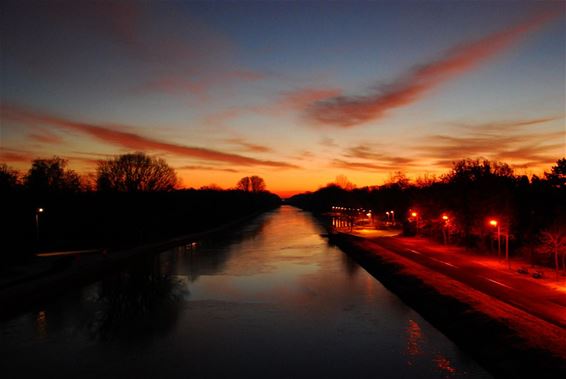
[236,176,266,192]
[96,152,177,192]
[236,176,251,192]
[539,226,566,279]
[545,158,566,189]
[24,157,81,192]
[250,175,266,192]
[335,175,356,190]
[0,163,20,192]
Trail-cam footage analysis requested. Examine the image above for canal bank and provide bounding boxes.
[329,232,566,378]
[0,207,276,320]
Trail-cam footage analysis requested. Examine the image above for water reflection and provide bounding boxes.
[35,310,47,339]
[406,319,423,362]
[88,256,187,341]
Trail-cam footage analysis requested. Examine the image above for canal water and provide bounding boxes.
[0,206,491,378]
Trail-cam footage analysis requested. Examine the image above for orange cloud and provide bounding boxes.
[307,9,561,127]
[1,104,299,169]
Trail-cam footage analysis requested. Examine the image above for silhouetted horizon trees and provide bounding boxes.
[0,154,280,264]
[97,152,178,192]
[236,175,266,192]
[25,157,82,193]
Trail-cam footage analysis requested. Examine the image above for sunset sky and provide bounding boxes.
[1,1,564,197]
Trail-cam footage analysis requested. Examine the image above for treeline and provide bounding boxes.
[0,153,280,263]
[288,158,565,268]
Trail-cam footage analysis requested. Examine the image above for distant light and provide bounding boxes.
[38,208,44,213]
[411,212,417,217]
[390,210,394,214]
[442,215,448,221]
[386,211,389,215]
[366,213,371,217]
[489,220,498,227]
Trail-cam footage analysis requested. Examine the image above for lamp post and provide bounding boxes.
[442,215,449,245]
[489,219,500,259]
[489,219,510,270]
[391,210,395,223]
[411,211,419,235]
[35,207,44,242]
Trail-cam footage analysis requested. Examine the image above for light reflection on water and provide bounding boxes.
[0,206,491,378]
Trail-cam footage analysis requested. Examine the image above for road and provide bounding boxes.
[361,236,566,329]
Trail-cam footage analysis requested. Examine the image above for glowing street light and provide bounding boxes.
[35,207,44,243]
[390,210,395,223]
[410,211,419,234]
[441,214,449,244]
[489,219,510,269]
[489,219,500,259]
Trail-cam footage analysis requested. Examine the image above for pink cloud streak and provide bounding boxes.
[307,9,561,127]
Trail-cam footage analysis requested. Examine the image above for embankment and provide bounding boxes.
[330,232,566,378]
[0,207,276,320]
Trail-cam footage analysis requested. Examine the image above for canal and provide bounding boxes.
[0,206,490,378]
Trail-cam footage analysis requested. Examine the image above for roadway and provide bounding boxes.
[358,236,566,329]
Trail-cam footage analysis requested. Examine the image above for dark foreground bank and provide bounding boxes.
[2,189,281,263]
[0,206,277,320]
[330,233,566,378]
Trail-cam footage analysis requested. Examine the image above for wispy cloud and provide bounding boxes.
[1,104,299,169]
[28,130,64,144]
[225,138,273,153]
[418,117,563,168]
[306,9,561,127]
[204,86,341,127]
[0,148,100,167]
[178,165,239,173]
[138,69,266,99]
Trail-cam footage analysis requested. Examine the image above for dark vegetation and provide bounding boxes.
[0,153,280,266]
[289,158,566,271]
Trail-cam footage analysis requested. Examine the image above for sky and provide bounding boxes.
[1,1,564,197]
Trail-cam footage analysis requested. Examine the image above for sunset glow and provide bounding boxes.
[1,1,564,196]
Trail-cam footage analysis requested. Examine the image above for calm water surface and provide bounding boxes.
[0,206,491,378]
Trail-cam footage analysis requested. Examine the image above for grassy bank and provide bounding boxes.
[330,233,566,378]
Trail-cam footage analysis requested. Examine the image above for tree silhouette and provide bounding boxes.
[0,163,20,192]
[539,226,566,279]
[236,176,251,192]
[250,175,266,192]
[335,175,356,190]
[24,157,81,192]
[236,176,266,192]
[96,152,177,192]
[545,158,566,189]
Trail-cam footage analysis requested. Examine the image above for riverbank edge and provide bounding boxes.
[329,232,566,378]
[0,206,278,320]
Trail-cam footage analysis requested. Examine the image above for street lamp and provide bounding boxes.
[441,214,449,245]
[410,211,419,234]
[489,219,500,259]
[390,210,395,223]
[35,207,44,242]
[489,219,510,269]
